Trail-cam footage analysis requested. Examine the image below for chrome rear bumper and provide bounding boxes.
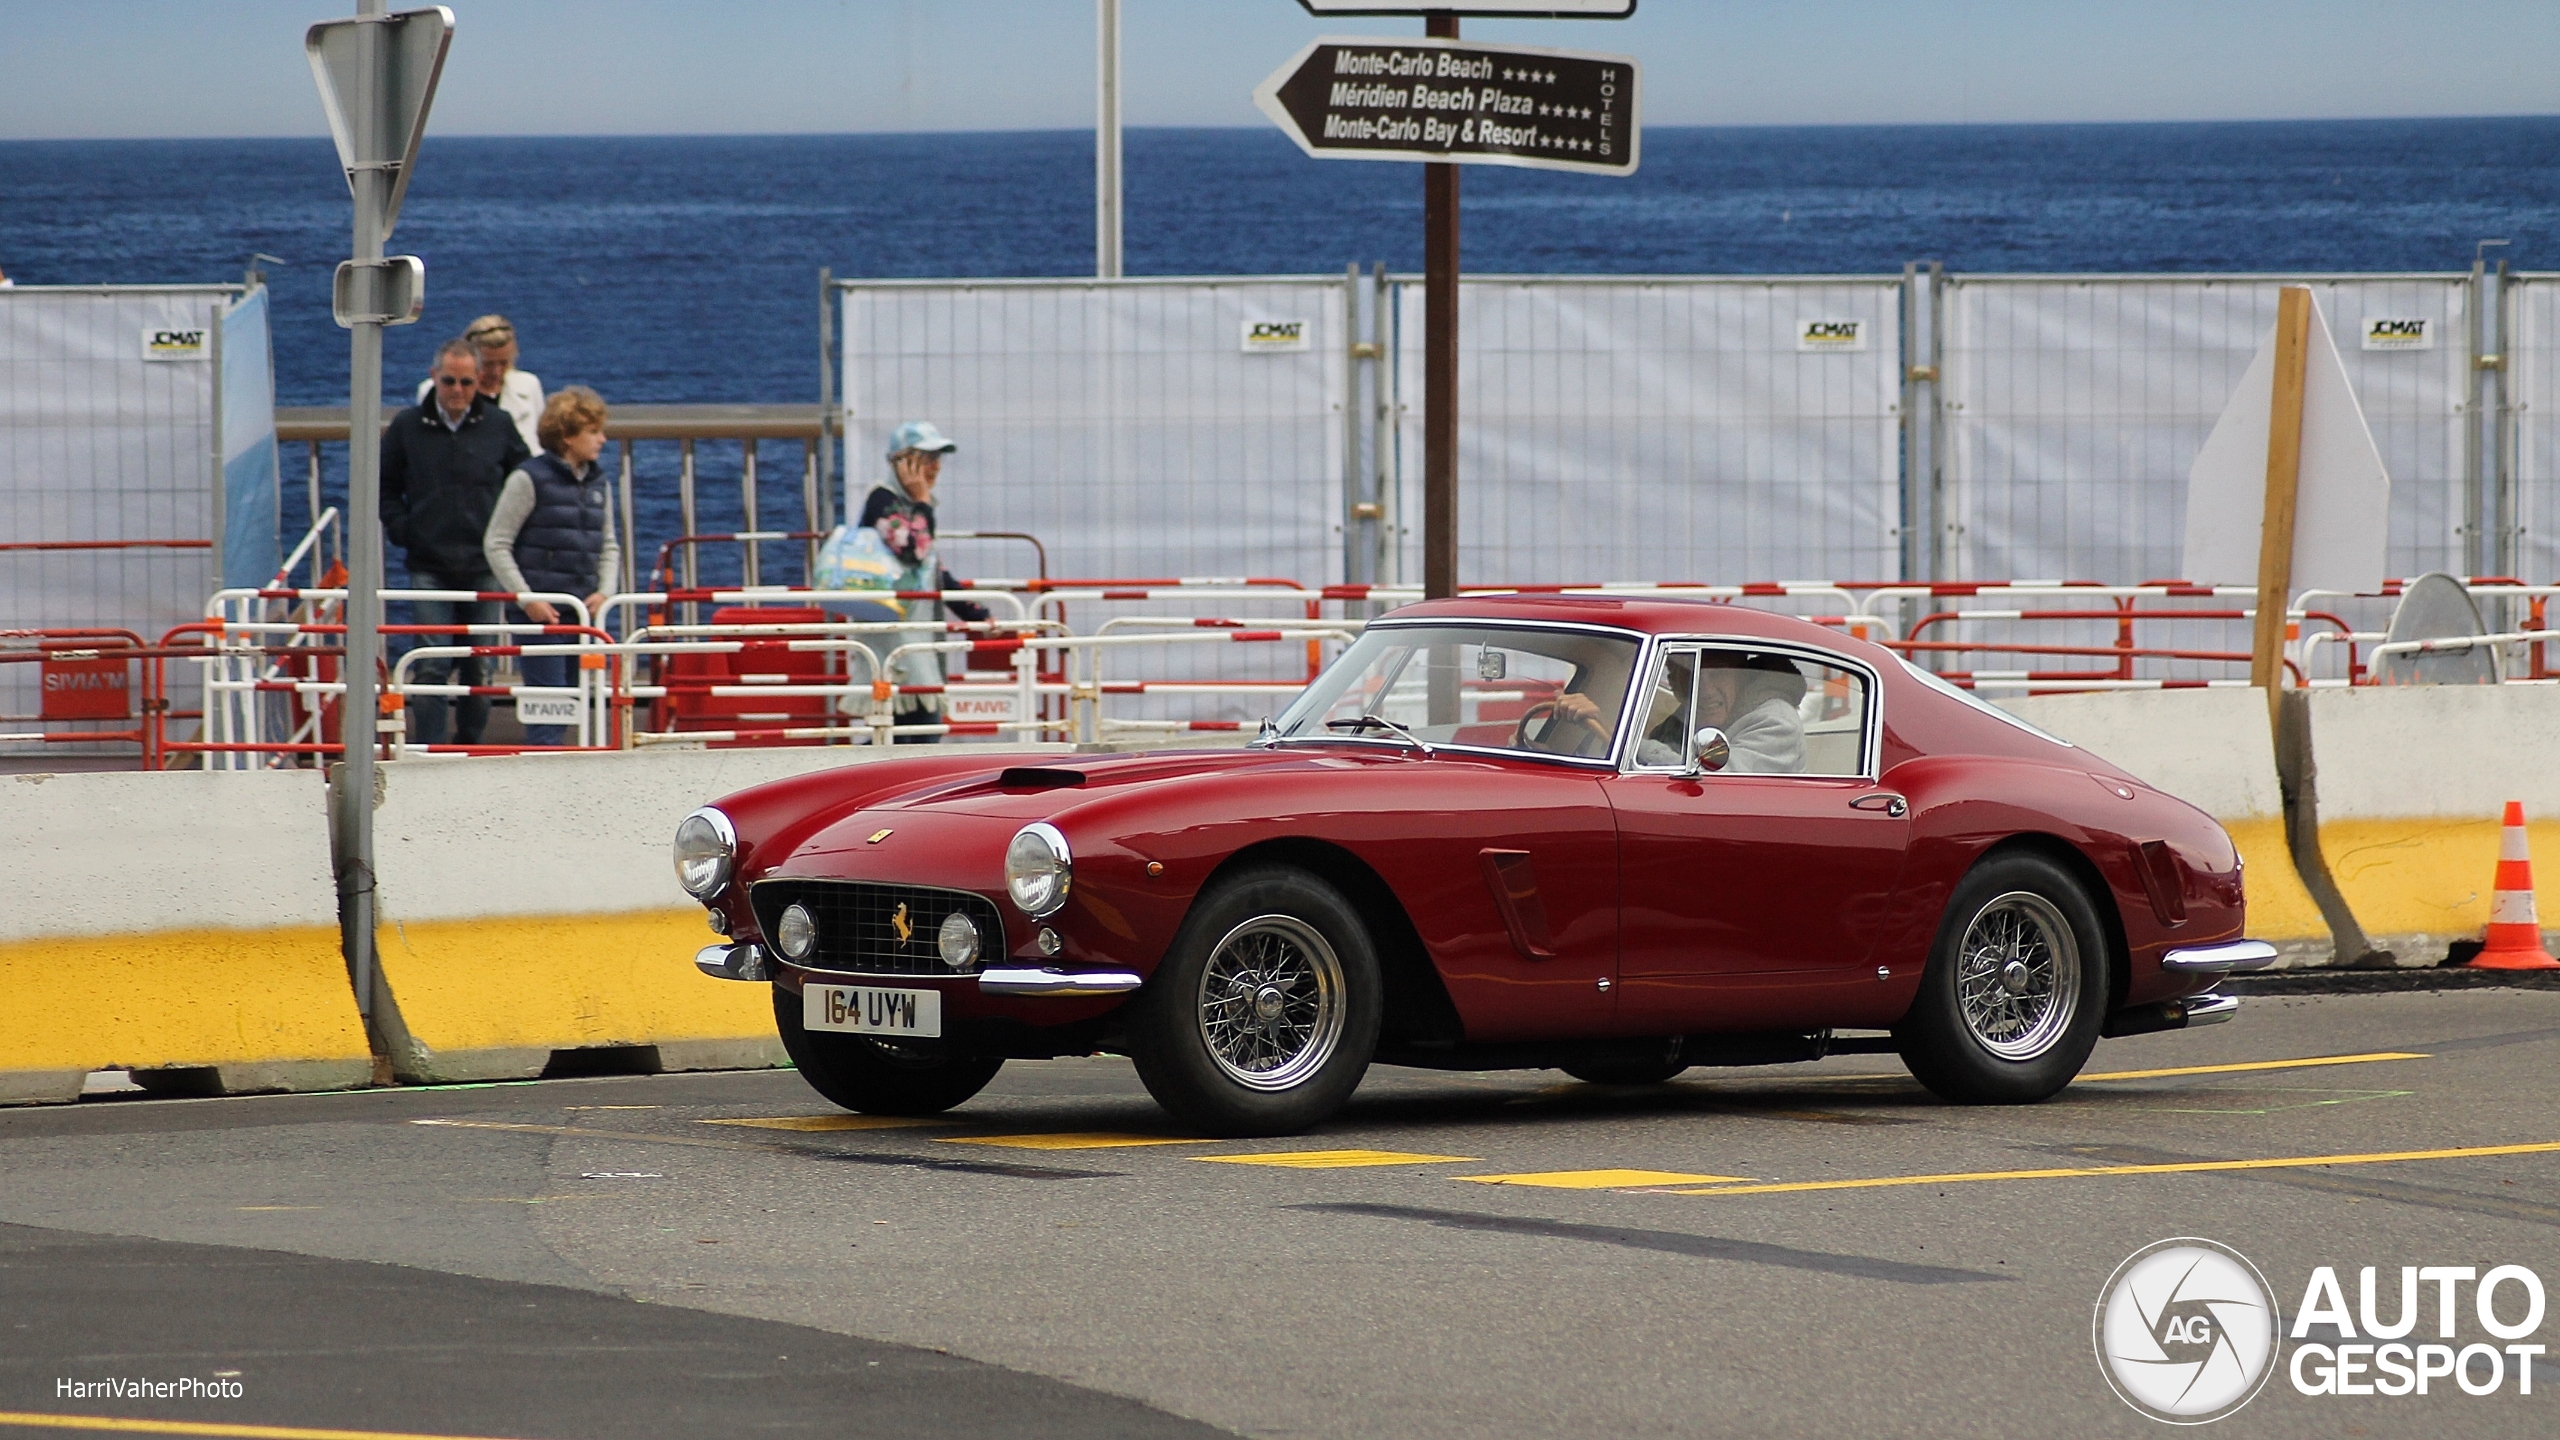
[2100,990,2237,1038]
[2161,939,2279,973]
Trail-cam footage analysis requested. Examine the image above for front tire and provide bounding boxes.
[1129,867,1382,1137]
[773,984,1004,1115]
[1894,851,2107,1104]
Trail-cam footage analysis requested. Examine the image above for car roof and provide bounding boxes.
[1380,593,1866,648]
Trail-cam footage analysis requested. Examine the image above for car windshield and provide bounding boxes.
[1271,624,1641,761]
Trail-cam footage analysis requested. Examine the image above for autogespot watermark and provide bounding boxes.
[2095,1240,2550,1424]
[2289,1262,2546,1398]
[55,1375,243,1400]
[2095,1238,2283,1424]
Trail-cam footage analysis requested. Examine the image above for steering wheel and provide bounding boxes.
[1512,700,1608,756]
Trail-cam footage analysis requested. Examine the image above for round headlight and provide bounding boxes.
[673,808,736,899]
[937,911,980,971]
[1004,822,1072,917]
[775,903,816,960]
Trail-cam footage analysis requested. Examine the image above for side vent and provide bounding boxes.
[998,766,1085,790]
[1479,848,1556,960]
[2135,840,2188,926]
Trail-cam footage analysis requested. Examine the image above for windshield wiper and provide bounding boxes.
[1323,713,1434,756]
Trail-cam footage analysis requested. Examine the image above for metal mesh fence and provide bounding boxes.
[841,278,1348,586]
[1,286,236,743]
[2513,275,2560,586]
[1392,276,1904,589]
[1939,275,2470,586]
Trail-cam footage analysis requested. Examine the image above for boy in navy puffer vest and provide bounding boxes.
[484,388,619,746]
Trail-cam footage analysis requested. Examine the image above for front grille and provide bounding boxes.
[751,879,1005,977]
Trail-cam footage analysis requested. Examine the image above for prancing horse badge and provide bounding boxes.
[868,828,894,844]
[890,903,913,945]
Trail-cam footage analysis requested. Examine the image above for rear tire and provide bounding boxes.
[1129,866,1382,1137]
[773,985,1004,1115]
[1894,851,2107,1104]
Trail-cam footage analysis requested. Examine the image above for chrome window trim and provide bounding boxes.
[1269,617,1650,769]
[1615,633,1885,782]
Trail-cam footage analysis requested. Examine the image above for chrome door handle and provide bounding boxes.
[1851,793,1907,817]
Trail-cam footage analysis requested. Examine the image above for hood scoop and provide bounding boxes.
[997,766,1086,790]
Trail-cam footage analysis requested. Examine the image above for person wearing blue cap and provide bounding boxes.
[861,421,985,741]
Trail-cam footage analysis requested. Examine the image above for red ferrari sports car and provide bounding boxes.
[677,596,2273,1136]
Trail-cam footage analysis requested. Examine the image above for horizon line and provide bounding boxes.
[5,111,2558,145]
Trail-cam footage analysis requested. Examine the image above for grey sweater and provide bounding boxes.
[482,464,621,599]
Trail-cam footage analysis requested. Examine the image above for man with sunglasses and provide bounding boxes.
[414,314,543,453]
[381,337,532,746]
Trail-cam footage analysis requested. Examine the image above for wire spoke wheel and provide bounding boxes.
[1195,914,1346,1092]
[1952,889,2080,1060]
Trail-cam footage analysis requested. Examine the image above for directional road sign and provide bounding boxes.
[1255,37,1638,176]
[305,6,454,241]
[1297,2,1634,15]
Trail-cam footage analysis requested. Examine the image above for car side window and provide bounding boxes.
[1692,647,1869,778]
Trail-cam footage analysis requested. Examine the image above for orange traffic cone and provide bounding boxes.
[2473,802,2560,970]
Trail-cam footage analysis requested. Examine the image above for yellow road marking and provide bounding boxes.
[0,1412,535,1440]
[703,1115,942,1132]
[1659,1139,2560,1197]
[939,1133,1210,1150]
[1195,1149,1478,1169]
[1458,1169,1753,1189]
[2079,1051,2428,1082]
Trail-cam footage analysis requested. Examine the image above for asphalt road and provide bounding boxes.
[2,988,2555,1440]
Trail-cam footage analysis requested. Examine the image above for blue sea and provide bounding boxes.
[3,121,2556,582]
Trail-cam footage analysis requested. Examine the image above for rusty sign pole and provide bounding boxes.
[1422,13,1460,602]
[2251,285,2313,719]
[1259,7,1639,609]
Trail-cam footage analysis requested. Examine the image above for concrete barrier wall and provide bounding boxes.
[1,770,370,1104]
[2301,686,2560,960]
[1997,690,2328,951]
[364,744,1069,1082]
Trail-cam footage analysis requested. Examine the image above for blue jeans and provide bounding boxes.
[403,571,498,746]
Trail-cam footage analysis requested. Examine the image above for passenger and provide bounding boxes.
[381,337,532,747]
[862,421,988,743]
[483,388,618,748]
[416,314,543,454]
[1698,652,1808,773]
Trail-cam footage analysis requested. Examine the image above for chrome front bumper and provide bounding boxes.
[694,944,1142,999]
[976,966,1146,997]
[696,942,770,982]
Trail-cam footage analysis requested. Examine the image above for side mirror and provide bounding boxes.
[1691,726,1730,774]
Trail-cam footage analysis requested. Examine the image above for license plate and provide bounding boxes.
[804,984,941,1038]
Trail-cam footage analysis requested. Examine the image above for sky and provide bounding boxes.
[0,0,2553,139]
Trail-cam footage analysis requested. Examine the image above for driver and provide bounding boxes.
[1524,646,1682,761]
[1698,652,1808,774]
[1520,643,1636,757]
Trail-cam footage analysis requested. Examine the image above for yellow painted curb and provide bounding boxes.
[0,927,368,1073]
[2226,816,2325,941]
[372,909,776,1054]
[2317,818,2560,941]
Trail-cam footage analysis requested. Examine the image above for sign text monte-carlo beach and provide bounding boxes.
[1255,37,1638,176]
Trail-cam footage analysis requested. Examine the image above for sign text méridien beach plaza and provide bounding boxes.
[1255,38,1639,175]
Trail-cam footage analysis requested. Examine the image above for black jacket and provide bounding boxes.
[381,396,531,581]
